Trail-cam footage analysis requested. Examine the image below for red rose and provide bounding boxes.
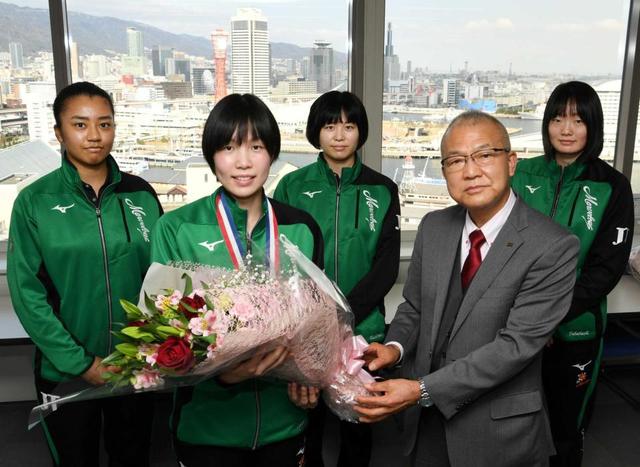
[156,337,195,374]
[179,295,206,319]
[129,320,146,327]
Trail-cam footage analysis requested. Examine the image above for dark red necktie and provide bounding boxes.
[461,229,486,290]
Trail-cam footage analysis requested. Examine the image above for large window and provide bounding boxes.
[383,0,631,229]
[65,0,349,210]
[0,0,58,242]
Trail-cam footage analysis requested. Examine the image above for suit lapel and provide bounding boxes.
[430,208,465,351]
[450,200,526,341]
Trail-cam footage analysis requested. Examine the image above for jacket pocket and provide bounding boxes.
[490,390,542,420]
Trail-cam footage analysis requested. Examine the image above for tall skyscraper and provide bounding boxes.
[125,27,145,76]
[383,23,401,91]
[211,28,229,101]
[385,22,394,56]
[9,42,24,69]
[127,27,144,57]
[231,8,270,99]
[309,40,334,93]
[152,46,173,76]
[443,78,460,106]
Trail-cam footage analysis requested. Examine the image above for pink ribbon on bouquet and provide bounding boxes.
[338,335,375,384]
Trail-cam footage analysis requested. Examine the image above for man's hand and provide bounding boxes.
[354,378,421,423]
[363,342,401,372]
[218,345,289,385]
[288,382,320,409]
[81,356,119,386]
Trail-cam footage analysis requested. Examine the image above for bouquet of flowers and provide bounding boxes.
[29,236,374,428]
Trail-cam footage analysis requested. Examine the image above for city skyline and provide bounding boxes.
[3,0,630,75]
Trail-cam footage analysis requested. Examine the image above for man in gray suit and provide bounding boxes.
[355,111,580,466]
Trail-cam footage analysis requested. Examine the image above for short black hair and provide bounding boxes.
[202,93,280,173]
[542,81,604,162]
[52,81,115,127]
[305,91,368,150]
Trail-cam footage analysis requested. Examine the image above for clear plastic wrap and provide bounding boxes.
[28,235,373,428]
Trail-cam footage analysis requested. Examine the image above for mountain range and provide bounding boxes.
[0,2,346,64]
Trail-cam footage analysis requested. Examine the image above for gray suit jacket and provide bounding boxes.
[386,198,579,467]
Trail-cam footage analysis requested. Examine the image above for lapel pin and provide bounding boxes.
[506,242,513,247]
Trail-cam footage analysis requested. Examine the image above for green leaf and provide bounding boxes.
[156,325,182,337]
[101,351,123,365]
[204,296,216,311]
[180,302,197,315]
[182,273,193,296]
[144,291,157,315]
[110,330,129,341]
[116,342,139,357]
[202,334,217,345]
[121,326,157,343]
[120,299,144,321]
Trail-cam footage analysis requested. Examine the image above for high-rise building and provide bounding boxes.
[9,42,24,69]
[84,55,109,79]
[301,57,311,80]
[383,23,401,91]
[443,78,460,106]
[152,46,173,76]
[165,57,191,82]
[127,27,144,57]
[231,8,270,99]
[309,40,334,93]
[192,67,215,95]
[25,82,56,143]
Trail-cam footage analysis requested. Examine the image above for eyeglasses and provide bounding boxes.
[441,148,510,173]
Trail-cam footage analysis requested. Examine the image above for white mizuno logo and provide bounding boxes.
[581,186,598,231]
[525,185,541,194]
[51,203,75,213]
[572,360,592,372]
[302,191,322,199]
[199,240,224,252]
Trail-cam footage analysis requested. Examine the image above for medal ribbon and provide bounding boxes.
[215,191,279,273]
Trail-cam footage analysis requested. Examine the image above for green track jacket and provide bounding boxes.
[8,155,162,382]
[273,153,400,343]
[512,155,634,341]
[151,187,324,449]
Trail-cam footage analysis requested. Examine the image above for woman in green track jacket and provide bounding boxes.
[151,93,324,467]
[7,82,162,466]
[511,81,634,467]
[274,91,400,467]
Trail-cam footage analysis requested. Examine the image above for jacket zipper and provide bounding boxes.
[245,211,265,450]
[354,187,360,229]
[334,174,341,283]
[80,186,114,354]
[549,166,565,219]
[95,206,114,353]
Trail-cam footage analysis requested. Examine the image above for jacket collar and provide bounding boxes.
[61,153,121,192]
[316,152,362,186]
[546,157,586,181]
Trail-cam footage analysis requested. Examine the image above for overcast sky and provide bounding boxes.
[7,0,631,75]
